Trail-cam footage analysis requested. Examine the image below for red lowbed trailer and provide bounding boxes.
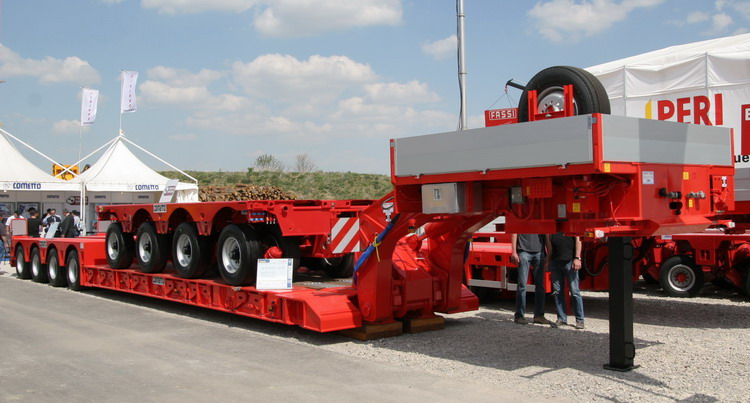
[9,66,735,371]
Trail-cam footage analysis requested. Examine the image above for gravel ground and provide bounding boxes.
[2,259,749,402]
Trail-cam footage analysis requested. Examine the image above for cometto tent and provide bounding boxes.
[0,128,79,218]
[71,134,199,232]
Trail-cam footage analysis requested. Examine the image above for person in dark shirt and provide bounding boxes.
[510,233,555,327]
[58,209,77,238]
[27,211,43,238]
[545,232,585,329]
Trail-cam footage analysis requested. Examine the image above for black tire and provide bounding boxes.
[136,222,168,273]
[106,222,134,269]
[321,253,356,278]
[217,224,261,286]
[47,248,67,287]
[15,245,31,279]
[518,66,610,122]
[172,222,210,279]
[260,226,301,270]
[659,255,704,297]
[66,252,84,291]
[30,247,49,283]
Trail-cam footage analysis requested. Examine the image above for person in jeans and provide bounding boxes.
[0,213,8,261]
[510,233,556,327]
[545,232,585,329]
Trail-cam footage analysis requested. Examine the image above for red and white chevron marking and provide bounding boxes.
[330,217,361,254]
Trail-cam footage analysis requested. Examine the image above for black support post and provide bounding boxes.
[604,236,639,372]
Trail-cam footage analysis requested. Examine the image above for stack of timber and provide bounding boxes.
[199,184,297,202]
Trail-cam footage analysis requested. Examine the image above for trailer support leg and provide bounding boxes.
[604,236,639,372]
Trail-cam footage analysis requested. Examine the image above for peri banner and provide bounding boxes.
[80,88,99,125]
[120,71,138,113]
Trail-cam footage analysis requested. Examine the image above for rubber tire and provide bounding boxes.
[30,247,49,283]
[15,245,31,279]
[47,248,67,287]
[659,255,704,298]
[217,224,261,286]
[321,253,356,278]
[66,252,84,291]
[106,222,134,269]
[136,222,168,273]
[172,222,210,279]
[744,269,750,296]
[260,226,301,270]
[518,65,611,122]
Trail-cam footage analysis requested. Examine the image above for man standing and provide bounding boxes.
[546,233,585,329]
[0,213,8,261]
[44,209,62,237]
[59,209,77,238]
[27,210,43,238]
[510,233,556,326]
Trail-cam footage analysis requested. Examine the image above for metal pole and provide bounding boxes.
[457,0,467,130]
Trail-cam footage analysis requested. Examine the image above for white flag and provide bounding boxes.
[120,70,138,113]
[80,88,99,126]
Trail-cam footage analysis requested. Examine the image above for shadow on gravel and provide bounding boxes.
[482,283,750,330]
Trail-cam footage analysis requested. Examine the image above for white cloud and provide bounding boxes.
[141,0,402,37]
[142,0,257,14]
[146,66,222,86]
[709,12,734,33]
[686,11,710,24]
[528,0,665,42]
[364,80,440,104]
[168,133,198,141]
[0,44,100,84]
[422,35,458,60]
[253,0,402,37]
[422,35,457,60]
[231,54,377,106]
[53,119,90,134]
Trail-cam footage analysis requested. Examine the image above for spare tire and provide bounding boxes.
[518,65,610,122]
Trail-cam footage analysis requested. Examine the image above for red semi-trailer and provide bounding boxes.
[9,67,735,372]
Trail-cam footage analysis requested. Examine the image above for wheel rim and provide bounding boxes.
[175,234,193,267]
[138,232,153,263]
[68,257,78,285]
[221,237,241,275]
[107,234,120,260]
[48,255,58,280]
[668,264,695,291]
[537,86,579,115]
[32,253,41,276]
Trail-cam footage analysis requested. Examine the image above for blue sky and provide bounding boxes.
[0,0,748,175]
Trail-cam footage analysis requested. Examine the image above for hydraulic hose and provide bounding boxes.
[353,214,401,284]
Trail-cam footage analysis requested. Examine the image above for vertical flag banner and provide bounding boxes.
[80,88,99,126]
[120,70,139,113]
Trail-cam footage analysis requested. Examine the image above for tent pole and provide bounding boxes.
[119,136,198,184]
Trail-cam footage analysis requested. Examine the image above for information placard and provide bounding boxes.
[256,258,293,290]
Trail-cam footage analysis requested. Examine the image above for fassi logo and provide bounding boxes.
[645,94,724,125]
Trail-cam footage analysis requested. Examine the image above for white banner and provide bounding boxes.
[80,88,99,125]
[120,71,138,113]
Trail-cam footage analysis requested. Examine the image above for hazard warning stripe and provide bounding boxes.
[330,217,360,254]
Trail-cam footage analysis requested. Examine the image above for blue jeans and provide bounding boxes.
[551,259,584,322]
[0,239,6,261]
[515,251,546,318]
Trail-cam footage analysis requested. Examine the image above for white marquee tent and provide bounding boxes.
[71,134,199,232]
[0,128,79,218]
[587,32,750,199]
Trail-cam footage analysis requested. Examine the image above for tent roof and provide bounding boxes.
[0,131,79,191]
[588,33,750,75]
[73,136,197,192]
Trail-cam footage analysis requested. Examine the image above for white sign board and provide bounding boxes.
[255,258,294,290]
[159,179,180,203]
